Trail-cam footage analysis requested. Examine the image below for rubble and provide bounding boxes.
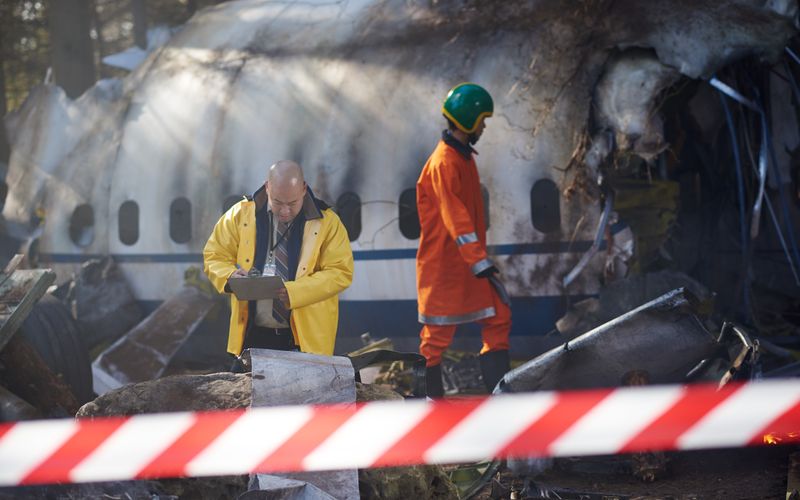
[16,293,93,403]
[371,360,420,397]
[243,476,334,500]
[788,452,800,499]
[354,382,404,402]
[483,288,765,497]
[621,369,669,483]
[0,256,54,352]
[346,334,428,398]
[76,373,407,417]
[359,466,459,500]
[612,179,681,273]
[0,384,37,421]
[557,270,712,340]
[0,331,80,418]
[73,367,455,500]
[442,351,485,396]
[502,288,729,392]
[0,256,91,417]
[0,474,248,500]
[91,284,217,395]
[348,334,396,385]
[63,256,143,354]
[526,447,793,499]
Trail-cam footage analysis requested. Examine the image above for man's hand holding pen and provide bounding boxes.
[229,266,290,308]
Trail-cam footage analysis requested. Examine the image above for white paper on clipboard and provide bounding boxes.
[227,275,284,300]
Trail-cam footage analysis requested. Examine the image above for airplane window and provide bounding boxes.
[118,200,139,245]
[170,197,192,243]
[336,192,361,242]
[531,179,561,233]
[399,188,420,240]
[481,184,490,229]
[69,203,94,247]
[222,195,241,213]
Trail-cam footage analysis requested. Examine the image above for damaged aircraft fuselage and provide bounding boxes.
[2,0,797,354]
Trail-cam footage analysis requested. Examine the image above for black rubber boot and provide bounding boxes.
[480,349,510,393]
[426,364,444,399]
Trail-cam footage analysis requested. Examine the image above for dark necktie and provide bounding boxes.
[272,220,290,324]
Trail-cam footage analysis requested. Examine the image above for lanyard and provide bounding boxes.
[267,213,292,262]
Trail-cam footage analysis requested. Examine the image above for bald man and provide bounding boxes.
[204,160,354,357]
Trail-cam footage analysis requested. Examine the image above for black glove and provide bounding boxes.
[476,265,499,278]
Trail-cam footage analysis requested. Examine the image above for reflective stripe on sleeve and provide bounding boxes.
[418,307,496,325]
[471,258,493,276]
[456,232,478,247]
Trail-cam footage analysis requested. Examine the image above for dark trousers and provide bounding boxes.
[229,325,298,372]
[242,325,297,351]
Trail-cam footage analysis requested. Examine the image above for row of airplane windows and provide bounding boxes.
[67,180,561,247]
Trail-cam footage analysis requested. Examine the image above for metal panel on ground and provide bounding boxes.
[247,348,359,500]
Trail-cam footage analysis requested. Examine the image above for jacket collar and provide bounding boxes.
[442,129,477,159]
[250,185,324,221]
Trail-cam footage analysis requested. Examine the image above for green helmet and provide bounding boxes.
[442,83,494,133]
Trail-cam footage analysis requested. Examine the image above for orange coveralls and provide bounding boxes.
[416,133,511,366]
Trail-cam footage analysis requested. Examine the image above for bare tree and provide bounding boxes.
[0,3,9,163]
[47,0,96,99]
[0,59,9,164]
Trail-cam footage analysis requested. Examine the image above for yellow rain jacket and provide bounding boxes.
[203,191,354,356]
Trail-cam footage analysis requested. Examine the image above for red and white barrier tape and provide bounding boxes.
[1,379,799,486]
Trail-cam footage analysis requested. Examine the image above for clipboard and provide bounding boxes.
[227,275,284,300]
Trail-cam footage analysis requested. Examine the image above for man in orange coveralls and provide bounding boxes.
[416,82,511,398]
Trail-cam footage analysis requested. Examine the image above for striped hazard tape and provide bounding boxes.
[1,379,799,486]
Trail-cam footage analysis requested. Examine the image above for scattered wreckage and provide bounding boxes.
[1,0,799,497]
[422,286,771,499]
[491,288,760,498]
[0,252,795,499]
[0,256,449,499]
[0,255,89,421]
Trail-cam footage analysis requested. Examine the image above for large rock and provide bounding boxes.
[78,375,414,417]
[77,372,251,417]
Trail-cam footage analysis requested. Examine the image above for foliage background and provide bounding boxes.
[0,0,227,162]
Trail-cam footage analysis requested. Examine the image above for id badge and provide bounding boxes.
[263,259,277,276]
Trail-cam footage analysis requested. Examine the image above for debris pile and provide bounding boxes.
[74,367,455,500]
[60,257,143,356]
[0,255,89,420]
[91,283,217,395]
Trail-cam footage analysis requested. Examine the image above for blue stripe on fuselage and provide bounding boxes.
[40,239,605,264]
[136,295,581,339]
[337,295,586,339]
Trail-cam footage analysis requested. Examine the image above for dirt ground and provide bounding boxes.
[476,446,796,499]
